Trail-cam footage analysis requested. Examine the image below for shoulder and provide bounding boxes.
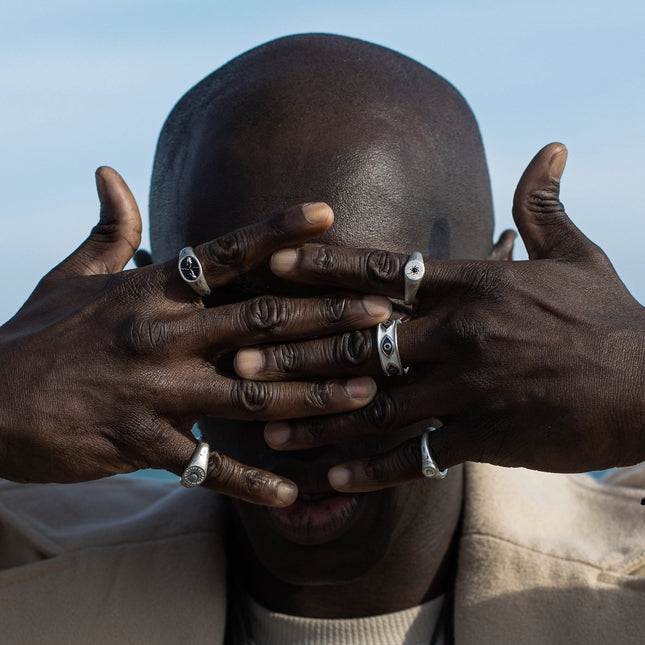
[0,475,228,557]
[462,462,645,572]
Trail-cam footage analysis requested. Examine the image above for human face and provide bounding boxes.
[161,61,491,586]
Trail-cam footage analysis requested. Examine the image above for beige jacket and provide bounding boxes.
[1,464,644,644]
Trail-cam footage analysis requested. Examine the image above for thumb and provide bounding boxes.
[52,167,142,279]
[512,143,590,260]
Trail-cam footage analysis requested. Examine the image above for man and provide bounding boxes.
[0,34,644,644]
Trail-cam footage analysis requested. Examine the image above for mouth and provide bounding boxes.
[268,490,366,545]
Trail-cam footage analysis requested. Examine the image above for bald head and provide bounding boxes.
[150,34,493,269]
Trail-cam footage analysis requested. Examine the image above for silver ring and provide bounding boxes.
[181,440,210,488]
[178,247,211,297]
[376,319,409,376]
[404,251,425,305]
[421,428,447,479]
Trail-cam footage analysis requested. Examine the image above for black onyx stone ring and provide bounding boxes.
[178,247,211,297]
[376,319,409,376]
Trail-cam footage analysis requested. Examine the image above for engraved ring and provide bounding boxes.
[181,440,211,488]
[421,427,447,479]
[376,319,409,376]
[178,247,211,297]
[404,251,425,305]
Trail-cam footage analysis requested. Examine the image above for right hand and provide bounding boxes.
[0,168,390,505]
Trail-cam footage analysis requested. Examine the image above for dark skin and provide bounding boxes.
[0,34,643,619]
[0,172,390,501]
[243,143,645,490]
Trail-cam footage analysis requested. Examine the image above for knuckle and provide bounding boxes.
[312,245,337,274]
[332,330,373,366]
[361,391,397,431]
[242,468,273,496]
[321,296,349,324]
[366,250,401,283]
[363,456,385,482]
[305,382,334,409]
[233,380,272,413]
[240,295,289,332]
[121,315,169,354]
[273,343,302,373]
[526,182,565,223]
[117,412,163,464]
[204,231,246,267]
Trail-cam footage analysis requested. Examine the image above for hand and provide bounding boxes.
[234,143,645,492]
[0,168,391,504]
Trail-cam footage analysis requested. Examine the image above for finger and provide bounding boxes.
[487,230,516,261]
[51,167,142,281]
[512,143,595,261]
[169,202,334,293]
[270,243,503,301]
[235,315,451,381]
[327,436,425,492]
[271,243,409,298]
[264,378,463,450]
[178,375,378,421]
[193,293,391,354]
[161,433,298,507]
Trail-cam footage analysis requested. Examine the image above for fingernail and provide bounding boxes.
[271,248,298,274]
[276,481,298,506]
[235,349,264,377]
[346,377,376,400]
[549,146,568,181]
[362,295,391,318]
[265,422,292,448]
[302,202,332,224]
[328,466,352,490]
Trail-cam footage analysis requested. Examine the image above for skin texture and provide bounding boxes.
[0,33,642,619]
[148,34,499,616]
[249,144,645,489]
[0,175,391,502]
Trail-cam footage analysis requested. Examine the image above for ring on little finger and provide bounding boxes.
[376,319,409,376]
[178,246,211,297]
[421,427,447,479]
[181,440,211,488]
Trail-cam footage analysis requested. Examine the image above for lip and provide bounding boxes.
[268,491,366,545]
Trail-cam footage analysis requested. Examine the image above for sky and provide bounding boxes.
[1,0,644,328]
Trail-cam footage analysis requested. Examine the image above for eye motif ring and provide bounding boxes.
[178,247,211,297]
[376,319,409,376]
[181,440,211,488]
[421,427,447,479]
[403,251,425,305]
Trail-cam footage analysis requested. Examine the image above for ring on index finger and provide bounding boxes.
[178,247,211,297]
[403,251,425,305]
[377,319,409,376]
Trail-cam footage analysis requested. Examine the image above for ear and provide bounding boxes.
[487,230,516,261]
[134,250,154,267]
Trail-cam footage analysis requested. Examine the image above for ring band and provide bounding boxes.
[181,440,211,488]
[178,247,211,297]
[404,251,425,305]
[421,428,447,479]
[376,319,409,376]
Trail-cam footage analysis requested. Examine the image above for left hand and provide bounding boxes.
[234,142,645,492]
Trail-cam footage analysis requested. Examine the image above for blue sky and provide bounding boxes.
[1,0,644,325]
